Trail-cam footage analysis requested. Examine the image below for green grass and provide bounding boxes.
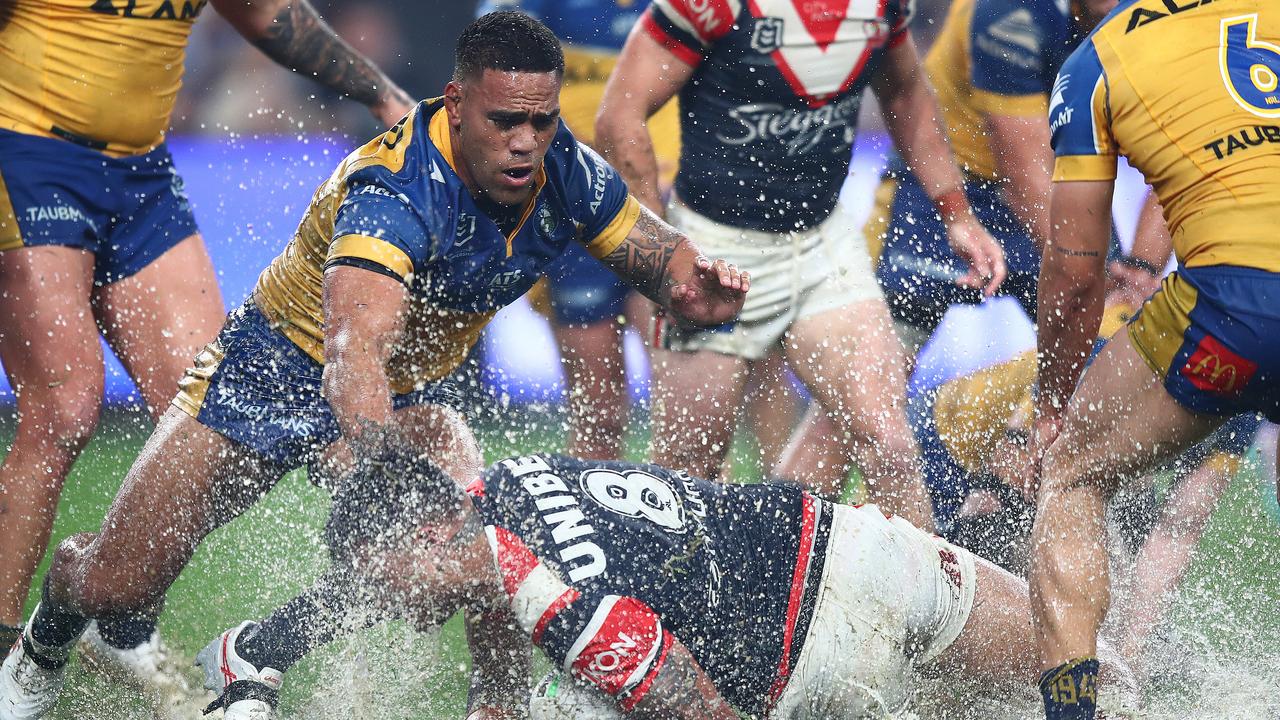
[9,408,1280,718]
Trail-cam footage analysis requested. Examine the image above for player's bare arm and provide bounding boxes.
[320,265,411,457]
[600,206,748,326]
[871,35,1006,296]
[1108,193,1171,308]
[1032,179,1115,456]
[210,0,415,125]
[628,638,736,720]
[595,25,695,213]
[987,112,1053,251]
[464,605,532,720]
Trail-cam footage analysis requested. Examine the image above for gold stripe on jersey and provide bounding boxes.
[971,90,1046,119]
[1129,272,1199,385]
[0,168,20,251]
[924,0,1000,181]
[0,0,205,156]
[586,195,641,260]
[329,234,415,280]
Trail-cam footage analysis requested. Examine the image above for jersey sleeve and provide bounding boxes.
[566,142,642,260]
[641,0,739,67]
[969,0,1053,117]
[484,523,671,711]
[328,168,435,283]
[1049,40,1118,182]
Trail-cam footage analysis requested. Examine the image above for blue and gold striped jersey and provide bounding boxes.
[1051,0,1280,272]
[254,98,641,393]
[926,0,1083,181]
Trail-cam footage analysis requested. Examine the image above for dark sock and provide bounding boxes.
[1040,657,1100,720]
[28,600,89,654]
[97,614,156,650]
[236,575,360,673]
[0,623,21,651]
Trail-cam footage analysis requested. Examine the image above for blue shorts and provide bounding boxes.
[875,156,1041,332]
[172,300,463,467]
[1129,265,1280,424]
[542,241,628,325]
[0,129,198,285]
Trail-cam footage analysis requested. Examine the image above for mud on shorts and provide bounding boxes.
[657,196,884,360]
[1128,265,1280,424]
[0,128,198,285]
[172,298,463,468]
[769,504,977,719]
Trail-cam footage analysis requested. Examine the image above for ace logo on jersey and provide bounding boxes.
[580,470,687,532]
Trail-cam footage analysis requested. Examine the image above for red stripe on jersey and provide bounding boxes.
[493,526,539,598]
[661,0,736,46]
[642,11,705,68]
[532,588,581,644]
[569,597,664,698]
[618,630,672,711]
[464,476,485,498]
[766,493,818,704]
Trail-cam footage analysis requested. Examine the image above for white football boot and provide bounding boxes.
[78,621,210,718]
[195,622,283,720]
[0,628,70,720]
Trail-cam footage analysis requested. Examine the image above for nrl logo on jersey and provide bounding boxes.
[455,213,477,246]
[751,16,785,53]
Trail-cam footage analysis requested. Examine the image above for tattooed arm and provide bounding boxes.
[210,0,414,126]
[628,637,737,720]
[599,205,748,327]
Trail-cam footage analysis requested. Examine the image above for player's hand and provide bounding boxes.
[370,87,416,128]
[669,256,749,327]
[946,216,1007,298]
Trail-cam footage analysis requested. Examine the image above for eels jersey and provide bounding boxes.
[927,0,1085,181]
[1051,0,1280,272]
[470,454,831,715]
[0,0,208,156]
[643,0,914,232]
[253,99,641,395]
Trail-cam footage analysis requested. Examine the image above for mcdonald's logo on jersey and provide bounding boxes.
[1181,334,1258,396]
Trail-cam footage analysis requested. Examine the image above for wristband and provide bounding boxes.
[930,187,971,224]
[1113,254,1162,277]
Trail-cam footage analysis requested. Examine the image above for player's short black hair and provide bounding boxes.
[324,447,469,567]
[453,10,564,82]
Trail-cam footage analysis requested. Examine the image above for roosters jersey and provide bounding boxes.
[253,99,641,394]
[1050,0,1280,272]
[643,0,914,232]
[0,0,208,156]
[469,455,831,715]
[927,0,1084,182]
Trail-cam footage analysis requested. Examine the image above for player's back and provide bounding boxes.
[1053,0,1280,271]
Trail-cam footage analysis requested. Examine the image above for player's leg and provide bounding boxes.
[740,349,803,476]
[0,247,104,632]
[93,233,225,418]
[782,300,934,530]
[553,320,627,460]
[1030,331,1220,709]
[648,346,751,480]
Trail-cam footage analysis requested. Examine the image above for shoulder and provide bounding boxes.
[648,0,742,47]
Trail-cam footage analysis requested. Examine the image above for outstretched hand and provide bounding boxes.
[669,255,749,327]
[947,217,1007,298]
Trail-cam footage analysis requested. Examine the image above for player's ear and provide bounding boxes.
[444,80,464,128]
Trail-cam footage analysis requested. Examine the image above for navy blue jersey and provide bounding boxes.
[468,454,831,714]
[642,0,913,232]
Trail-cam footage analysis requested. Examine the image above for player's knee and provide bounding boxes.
[52,533,159,617]
[19,386,103,455]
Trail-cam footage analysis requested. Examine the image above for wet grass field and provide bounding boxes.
[11,408,1280,719]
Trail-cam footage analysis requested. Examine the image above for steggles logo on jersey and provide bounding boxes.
[715,92,861,154]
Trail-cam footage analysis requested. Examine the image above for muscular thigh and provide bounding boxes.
[647,346,749,478]
[94,233,225,415]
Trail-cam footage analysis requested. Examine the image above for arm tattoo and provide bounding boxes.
[631,643,732,719]
[1052,245,1101,258]
[601,211,685,302]
[252,0,401,107]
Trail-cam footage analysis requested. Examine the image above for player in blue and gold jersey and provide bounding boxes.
[1028,2,1280,717]
[479,0,684,461]
[0,0,415,681]
[0,13,747,720]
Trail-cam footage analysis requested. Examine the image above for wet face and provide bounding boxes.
[444,69,562,208]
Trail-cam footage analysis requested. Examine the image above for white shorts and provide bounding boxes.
[659,197,884,360]
[769,504,978,719]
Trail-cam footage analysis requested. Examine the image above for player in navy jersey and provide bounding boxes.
[0,14,749,720]
[195,452,1136,719]
[594,0,1008,524]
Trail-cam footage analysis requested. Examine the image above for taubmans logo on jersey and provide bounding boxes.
[580,469,687,533]
[751,17,785,53]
